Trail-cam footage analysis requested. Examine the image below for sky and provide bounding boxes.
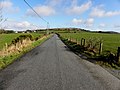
[0,0,120,32]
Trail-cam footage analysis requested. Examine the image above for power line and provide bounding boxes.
[24,0,49,34]
[24,0,48,23]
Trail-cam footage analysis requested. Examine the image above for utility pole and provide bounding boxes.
[24,0,49,34]
[47,22,49,34]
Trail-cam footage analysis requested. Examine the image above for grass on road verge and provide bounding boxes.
[58,33,120,70]
[0,33,42,50]
[60,32,120,54]
[0,34,52,69]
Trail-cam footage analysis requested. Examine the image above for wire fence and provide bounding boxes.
[61,35,120,62]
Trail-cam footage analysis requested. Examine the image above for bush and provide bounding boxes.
[0,61,5,69]
[0,29,15,34]
[86,37,103,54]
[11,34,34,45]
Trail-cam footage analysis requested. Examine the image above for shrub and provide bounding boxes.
[11,34,34,45]
[86,37,103,55]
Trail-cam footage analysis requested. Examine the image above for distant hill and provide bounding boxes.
[93,31,119,34]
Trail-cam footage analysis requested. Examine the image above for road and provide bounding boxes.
[0,34,120,90]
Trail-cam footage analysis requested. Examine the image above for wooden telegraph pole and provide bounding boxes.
[117,47,120,63]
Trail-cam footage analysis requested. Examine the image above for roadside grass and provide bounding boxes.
[60,32,120,54]
[58,32,120,69]
[95,61,120,69]
[0,34,52,69]
[0,33,42,50]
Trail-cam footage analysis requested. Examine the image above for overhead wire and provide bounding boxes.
[24,0,48,23]
[0,0,7,28]
[24,0,49,34]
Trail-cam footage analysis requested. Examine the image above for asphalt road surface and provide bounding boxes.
[0,34,120,90]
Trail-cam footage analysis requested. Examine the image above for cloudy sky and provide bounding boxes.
[0,0,120,32]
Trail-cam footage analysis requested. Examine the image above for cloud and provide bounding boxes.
[67,1,92,14]
[46,0,63,7]
[14,21,31,29]
[114,24,120,28]
[26,5,55,17]
[4,20,42,31]
[99,23,106,27]
[0,0,12,8]
[0,0,19,13]
[72,18,83,25]
[90,5,120,17]
[84,18,94,27]
[72,18,94,27]
[71,0,78,6]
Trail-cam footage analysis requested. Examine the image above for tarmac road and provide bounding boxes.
[0,34,120,90]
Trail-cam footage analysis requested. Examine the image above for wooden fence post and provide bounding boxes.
[81,38,85,46]
[5,43,8,50]
[70,36,71,41]
[76,38,77,44]
[78,39,80,44]
[81,38,83,46]
[117,47,120,63]
[5,43,8,55]
[83,39,85,46]
[99,42,103,54]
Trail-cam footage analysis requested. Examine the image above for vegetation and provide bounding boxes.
[0,33,42,50]
[59,32,120,54]
[55,29,120,69]
[0,33,51,69]
[0,29,15,34]
[0,28,120,69]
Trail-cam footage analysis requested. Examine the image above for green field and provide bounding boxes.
[0,34,51,69]
[60,32,120,54]
[0,33,42,50]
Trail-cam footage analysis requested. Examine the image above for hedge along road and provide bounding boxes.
[0,34,120,90]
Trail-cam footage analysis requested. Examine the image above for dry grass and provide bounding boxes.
[0,35,49,58]
[0,38,32,57]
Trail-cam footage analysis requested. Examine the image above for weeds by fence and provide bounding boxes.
[0,34,46,58]
[0,34,50,69]
[57,33,120,68]
[67,36,103,56]
[117,47,120,63]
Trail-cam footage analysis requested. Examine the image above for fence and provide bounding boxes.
[117,47,120,63]
[63,35,120,60]
[66,36,103,55]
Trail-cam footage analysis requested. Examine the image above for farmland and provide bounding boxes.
[0,33,42,50]
[59,31,120,54]
[0,32,51,69]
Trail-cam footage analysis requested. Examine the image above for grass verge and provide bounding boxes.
[60,32,120,54]
[0,33,42,50]
[58,34,120,70]
[0,35,52,69]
